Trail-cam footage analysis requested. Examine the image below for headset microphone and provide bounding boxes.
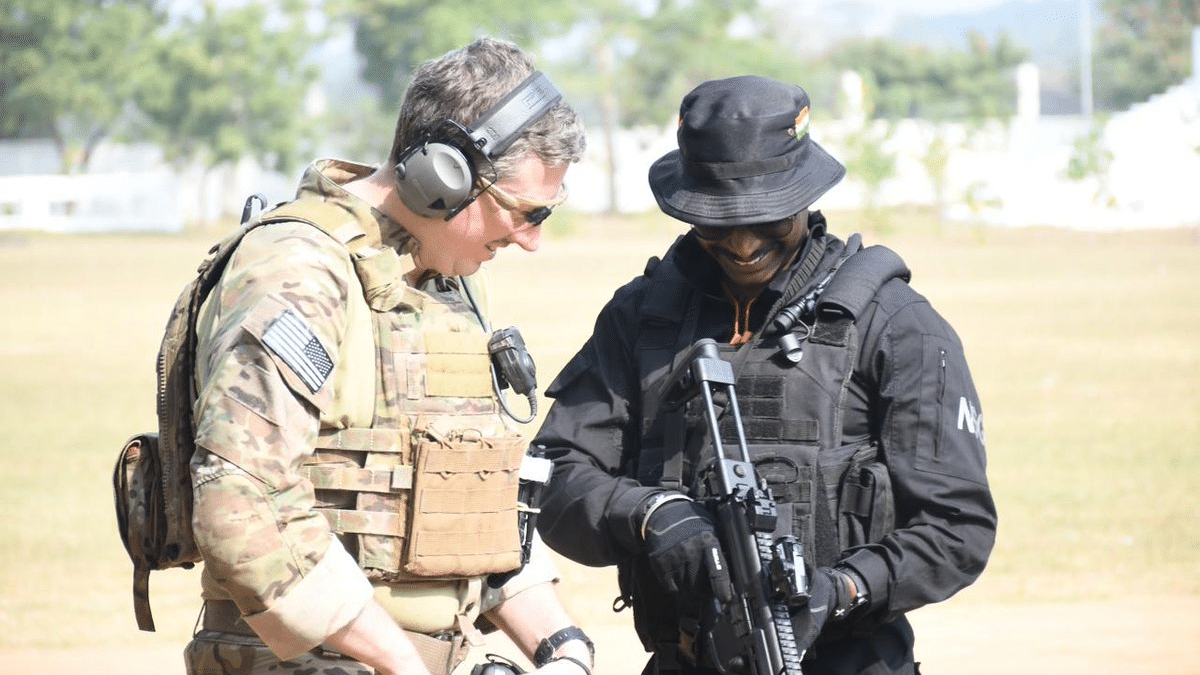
[395,71,563,220]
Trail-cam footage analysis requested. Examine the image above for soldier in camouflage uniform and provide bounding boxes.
[184,38,593,675]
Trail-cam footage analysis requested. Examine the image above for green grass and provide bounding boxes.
[0,209,1196,651]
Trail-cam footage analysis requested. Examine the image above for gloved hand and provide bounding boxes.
[642,498,734,604]
[792,567,855,649]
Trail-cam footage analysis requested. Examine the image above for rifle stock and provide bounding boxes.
[662,339,809,675]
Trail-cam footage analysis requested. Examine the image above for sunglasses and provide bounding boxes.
[483,180,569,227]
[692,215,797,242]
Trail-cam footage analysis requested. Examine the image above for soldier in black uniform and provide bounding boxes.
[533,75,997,675]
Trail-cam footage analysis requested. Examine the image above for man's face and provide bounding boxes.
[693,211,809,297]
[412,153,568,277]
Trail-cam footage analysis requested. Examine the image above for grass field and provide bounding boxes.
[1,207,1197,672]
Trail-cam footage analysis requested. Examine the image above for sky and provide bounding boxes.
[878,0,1036,13]
[758,0,1082,54]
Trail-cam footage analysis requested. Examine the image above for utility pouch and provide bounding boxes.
[112,431,202,631]
[404,430,525,577]
[838,460,895,549]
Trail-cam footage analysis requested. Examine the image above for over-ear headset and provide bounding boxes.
[394,71,563,220]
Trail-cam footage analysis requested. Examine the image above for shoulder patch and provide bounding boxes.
[261,309,334,393]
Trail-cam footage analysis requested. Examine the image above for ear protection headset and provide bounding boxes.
[394,71,563,220]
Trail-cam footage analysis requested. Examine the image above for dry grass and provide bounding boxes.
[0,208,1196,671]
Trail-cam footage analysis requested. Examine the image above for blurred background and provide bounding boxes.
[1,1,1198,674]
[2,0,1198,233]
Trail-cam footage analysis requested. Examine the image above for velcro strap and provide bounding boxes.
[741,417,819,443]
[316,508,406,536]
[303,464,414,492]
[132,561,154,632]
[418,485,515,513]
[841,480,873,517]
[406,629,463,675]
[315,428,407,453]
[412,527,516,556]
[421,447,519,475]
[201,600,256,637]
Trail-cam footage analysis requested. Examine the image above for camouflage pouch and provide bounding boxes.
[404,430,525,577]
[111,219,243,632]
[113,432,201,632]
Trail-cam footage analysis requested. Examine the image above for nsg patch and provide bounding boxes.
[261,309,334,393]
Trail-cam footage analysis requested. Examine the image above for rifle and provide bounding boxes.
[657,338,810,675]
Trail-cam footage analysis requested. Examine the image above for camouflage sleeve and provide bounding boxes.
[191,221,373,657]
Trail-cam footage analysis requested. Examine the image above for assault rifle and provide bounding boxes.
[657,338,810,675]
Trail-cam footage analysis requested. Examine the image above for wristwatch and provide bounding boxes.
[832,566,869,620]
[535,625,595,669]
[638,492,692,541]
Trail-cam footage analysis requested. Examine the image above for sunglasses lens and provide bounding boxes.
[693,217,795,241]
[525,206,552,227]
[756,219,795,238]
[693,225,725,241]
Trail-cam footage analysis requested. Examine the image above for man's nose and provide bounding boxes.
[508,225,542,253]
[722,228,761,258]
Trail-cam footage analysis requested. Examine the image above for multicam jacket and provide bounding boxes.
[190,159,539,660]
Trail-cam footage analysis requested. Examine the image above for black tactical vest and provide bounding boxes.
[632,234,910,568]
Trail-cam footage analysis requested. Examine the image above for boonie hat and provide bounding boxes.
[648,75,846,227]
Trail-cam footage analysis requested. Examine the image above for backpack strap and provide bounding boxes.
[258,199,370,250]
[808,243,910,348]
[816,244,910,320]
[136,198,359,631]
[173,197,363,448]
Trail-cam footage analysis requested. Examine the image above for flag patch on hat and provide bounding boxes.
[792,106,810,140]
[262,309,333,393]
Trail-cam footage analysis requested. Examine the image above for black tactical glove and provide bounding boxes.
[792,567,836,648]
[642,498,734,604]
[792,567,862,649]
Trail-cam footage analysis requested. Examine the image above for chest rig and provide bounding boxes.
[258,200,526,584]
[634,235,910,568]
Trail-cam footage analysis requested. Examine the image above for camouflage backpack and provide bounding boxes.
[112,196,349,631]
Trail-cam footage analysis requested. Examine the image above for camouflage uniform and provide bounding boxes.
[185,159,556,675]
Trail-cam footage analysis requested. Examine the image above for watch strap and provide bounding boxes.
[534,626,594,667]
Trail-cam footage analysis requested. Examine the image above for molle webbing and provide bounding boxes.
[722,374,819,444]
[304,427,412,537]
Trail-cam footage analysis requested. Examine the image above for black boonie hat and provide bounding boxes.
[648,75,846,227]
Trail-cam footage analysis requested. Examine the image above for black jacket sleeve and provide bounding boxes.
[840,277,997,619]
[533,282,663,567]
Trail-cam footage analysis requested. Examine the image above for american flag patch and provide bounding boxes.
[262,309,333,393]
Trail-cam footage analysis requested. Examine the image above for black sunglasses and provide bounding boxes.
[692,215,797,242]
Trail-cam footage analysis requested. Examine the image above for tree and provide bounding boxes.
[1065,116,1117,207]
[549,0,788,212]
[0,0,165,172]
[842,121,898,234]
[1093,0,1200,110]
[134,0,320,224]
[830,32,1027,121]
[919,132,953,230]
[540,0,644,214]
[339,0,577,106]
[612,0,776,126]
